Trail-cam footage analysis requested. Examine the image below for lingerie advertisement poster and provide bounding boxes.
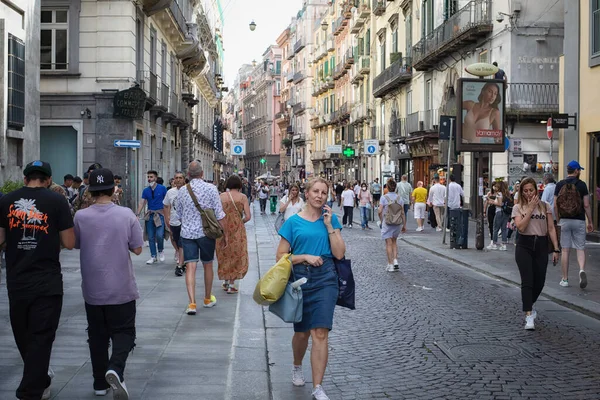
[456,78,506,152]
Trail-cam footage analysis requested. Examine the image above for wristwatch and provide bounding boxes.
[553,250,561,254]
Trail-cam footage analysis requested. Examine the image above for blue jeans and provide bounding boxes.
[146,213,165,257]
[360,206,369,228]
[492,212,509,244]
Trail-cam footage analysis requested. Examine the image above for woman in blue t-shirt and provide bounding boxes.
[276,177,346,400]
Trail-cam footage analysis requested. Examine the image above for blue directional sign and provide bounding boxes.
[114,139,141,148]
[231,139,246,155]
[368,145,376,153]
[233,145,243,154]
[364,139,379,155]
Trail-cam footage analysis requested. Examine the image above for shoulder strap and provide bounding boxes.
[186,184,203,213]
[228,191,242,217]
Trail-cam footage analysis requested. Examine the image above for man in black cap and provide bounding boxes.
[74,168,143,399]
[74,163,119,211]
[0,160,75,400]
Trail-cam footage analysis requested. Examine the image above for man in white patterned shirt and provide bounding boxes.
[176,161,226,315]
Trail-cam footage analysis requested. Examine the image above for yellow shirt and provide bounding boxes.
[412,187,428,203]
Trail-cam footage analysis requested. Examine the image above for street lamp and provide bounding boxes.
[252,59,257,67]
[249,20,256,31]
[321,21,328,31]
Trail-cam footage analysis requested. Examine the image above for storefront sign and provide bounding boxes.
[326,145,342,154]
[113,87,147,119]
[552,114,569,129]
[464,62,498,77]
[511,138,522,155]
[456,78,506,153]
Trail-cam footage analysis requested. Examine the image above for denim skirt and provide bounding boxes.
[292,258,339,333]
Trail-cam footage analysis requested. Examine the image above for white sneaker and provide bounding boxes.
[560,279,569,287]
[146,257,157,265]
[203,295,217,308]
[41,368,54,400]
[386,264,394,272]
[158,252,165,262]
[487,243,498,250]
[436,227,442,232]
[312,385,330,400]
[580,270,588,289]
[498,244,507,251]
[94,388,108,396]
[291,366,305,387]
[531,309,537,320]
[105,370,129,400]
[524,315,535,330]
[393,259,398,267]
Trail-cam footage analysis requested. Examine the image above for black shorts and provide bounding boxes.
[170,225,182,247]
[373,194,381,201]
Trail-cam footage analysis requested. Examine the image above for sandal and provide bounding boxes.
[222,282,229,291]
[227,287,238,294]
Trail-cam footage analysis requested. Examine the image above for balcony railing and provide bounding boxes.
[293,71,306,84]
[287,45,295,60]
[406,112,419,134]
[372,0,386,16]
[286,72,294,82]
[138,70,158,104]
[327,39,335,52]
[359,56,370,74]
[293,102,306,115]
[350,9,365,34]
[412,0,492,71]
[169,0,188,37]
[422,109,439,131]
[389,118,406,140]
[373,57,412,98]
[161,82,169,109]
[294,38,306,54]
[345,48,355,66]
[357,0,371,19]
[333,16,345,36]
[286,125,294,135]
[506,83,559,116]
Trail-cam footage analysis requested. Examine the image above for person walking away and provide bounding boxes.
[341,183,355,228]
[280,184,304,221]
[62,174,76,203]
[541,173,556,221]
[484,186,497,239]
[487,181,512,251]
[258,181,269,215]
[269,182,278,214]
[327,181,335,209]
[164,171,186,276]
[427,178,446,231]
[335,181,344,207]
[177,161,227,314]
[411,181,428,231]
[446,175,464,228]
[353,181,361,208]
[136,170,168,265]
[397,175,413,217]
[378,179,406,272]
[512,178,560,330]
[216,175,251,294]
[554,160,594,288]
[74,168,143,398]
[371,178,382,207]
[75,164,120,212]
[276,178,345,400]
[0,160,75,400]
[358,183,373,230]
[493,61,507,82]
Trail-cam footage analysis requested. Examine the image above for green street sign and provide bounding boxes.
[343,147,355,158]
[260,158,266,164]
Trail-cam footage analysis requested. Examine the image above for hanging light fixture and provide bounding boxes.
[250,103,255,108]
[308,61,313,67]
[249,20,256,31]
[252,59,257,67]
[321,21,328,31]
[251,89,257,95]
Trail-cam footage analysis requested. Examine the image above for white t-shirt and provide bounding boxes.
[428,183,446,207]
[342,189,355,207]
[280,196,304,220]
[354,184,361,196]
[447,182,464,209]
[259,186,269,199]
[163,187,181,226]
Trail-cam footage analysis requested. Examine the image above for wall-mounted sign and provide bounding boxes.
[456,78,506,153]
[231,139,246,156]
[439,115,456,140]
[464,62,499,77]
[113,86,146,119]
[551,113,569,129]
[364,139,378,155]
[511,138,522,155]
[326,145,342,154]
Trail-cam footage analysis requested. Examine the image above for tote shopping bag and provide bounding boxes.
[269,276,307,323]
[253,254,292,305]
[274,213,285,232]
[334,258,356,310]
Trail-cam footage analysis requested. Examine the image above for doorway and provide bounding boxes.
[40,126,78,181]
[590,133,600,234]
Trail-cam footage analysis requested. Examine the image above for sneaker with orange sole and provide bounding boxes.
[186,303,197,315]
[203,295,217,308]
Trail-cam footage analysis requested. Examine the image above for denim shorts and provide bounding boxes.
[292,258,339,333]
[170,225,182,247]
[182,237,216,264]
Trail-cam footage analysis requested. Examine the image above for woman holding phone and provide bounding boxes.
[512,178,560,330]
[276,177,346,400]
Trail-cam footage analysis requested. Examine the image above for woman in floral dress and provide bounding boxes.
[216,175,251,293]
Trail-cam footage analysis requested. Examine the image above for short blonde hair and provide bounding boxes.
[305,177,328,193]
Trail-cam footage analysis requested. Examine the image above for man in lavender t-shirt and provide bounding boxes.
[74,168,143,398]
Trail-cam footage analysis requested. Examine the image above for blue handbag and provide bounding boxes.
[268,270,306,323]
[334,258,355,310]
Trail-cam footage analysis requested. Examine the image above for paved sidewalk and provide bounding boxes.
[0,220,268,399]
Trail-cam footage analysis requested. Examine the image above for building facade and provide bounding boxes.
[560,0,600,239]
[0,0,40,183]
[39,0,223,207]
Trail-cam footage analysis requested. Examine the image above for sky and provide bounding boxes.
[220,0,303,87]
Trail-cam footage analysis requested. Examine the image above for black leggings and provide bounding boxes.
[343,206,354,226]
[515,235,549,312]
[487,206,496,237]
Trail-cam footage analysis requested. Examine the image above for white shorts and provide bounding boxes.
[414,202,426,219]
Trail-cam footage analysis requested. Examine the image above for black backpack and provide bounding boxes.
[502,196,514,215]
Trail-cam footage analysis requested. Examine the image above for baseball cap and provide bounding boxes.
[567,160,584,170]
[88,168,115,191]
[23,160,52,177]
[87,163,103,172]
[73,176,82,183]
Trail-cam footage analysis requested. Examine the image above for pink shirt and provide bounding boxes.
[358,189,372,206]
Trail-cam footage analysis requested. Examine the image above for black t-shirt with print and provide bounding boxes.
[554,177,589,221]
[0,187,74,299]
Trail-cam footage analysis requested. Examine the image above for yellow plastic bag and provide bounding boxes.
[253,254,292,305]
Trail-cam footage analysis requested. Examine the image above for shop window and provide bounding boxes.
[7,34,25,130]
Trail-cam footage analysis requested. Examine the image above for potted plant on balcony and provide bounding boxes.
[281,138,293,148]
[390,52,402,65]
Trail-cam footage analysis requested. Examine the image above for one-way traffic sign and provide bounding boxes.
[114,139,141,148]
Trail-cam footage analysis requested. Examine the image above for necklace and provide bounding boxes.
[95,199,113,205]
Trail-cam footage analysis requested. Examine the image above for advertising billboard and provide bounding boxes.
[456,78,506,152]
